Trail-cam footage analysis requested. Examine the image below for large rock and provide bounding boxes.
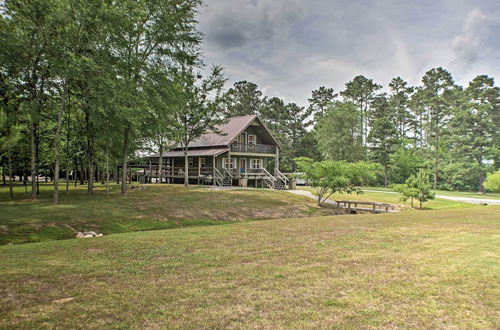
[76,232,85,238]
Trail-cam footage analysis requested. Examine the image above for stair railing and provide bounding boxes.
[274,168,289,185]
[214,168,224,186]
[261,168,276,189]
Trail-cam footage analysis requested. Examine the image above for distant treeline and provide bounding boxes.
[220,71,499,192]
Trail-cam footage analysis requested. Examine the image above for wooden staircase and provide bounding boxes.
[214,168,233,187]
[273,168,289,190]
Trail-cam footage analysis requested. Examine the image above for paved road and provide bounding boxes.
[362,189,500,206]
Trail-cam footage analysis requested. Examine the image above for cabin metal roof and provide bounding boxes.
[181,114,280,149]
[186,114,257,148]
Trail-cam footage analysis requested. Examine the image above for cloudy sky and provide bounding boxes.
[198,0,500,105]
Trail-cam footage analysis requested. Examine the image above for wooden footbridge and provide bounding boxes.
[335,200,399,213]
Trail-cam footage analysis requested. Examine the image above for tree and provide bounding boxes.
[389,148,424,184]
[260,98,313,171]
[294,157,378,206]
[368,95,399,187]
[170,66,226,186]
[340,75,381,146]
[308,86,336,120]
[1,0,57,199]
[388,77,414,142]
[221,81,266,117]
[419,67,456,189]
[483,169,500,192]
[449,75,500,193]
[110,0,203,194]
[316,101,364,162]
[143,68,179,184]
[394,169,435,208]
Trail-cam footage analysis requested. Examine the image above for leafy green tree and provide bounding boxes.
[388,77,414,142]
[394,169,435,208]
[449,75,500,193]
[260,98,313,171]
[483,169,500,192]
[1,0,59,199]
[316,101,364,162]
[368,96,399,187]
[419,67,457,189]
[221,81,266,117]
[389,148,424,184]
[340,75,381,146]
[169,66,226,186]
[294,157,378,206]
[110,0,203,194]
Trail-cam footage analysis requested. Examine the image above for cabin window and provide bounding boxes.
[248,134,255,147]
[188,157,193,167]
[166,158,171,165]
[199,157,206,167]
[239,132,246,144]
[251,159,262,170]
[223,158,235,169]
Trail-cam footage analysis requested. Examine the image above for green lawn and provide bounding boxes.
[0,206,498,328]
[0,183,342,245]
[299,187,475,210]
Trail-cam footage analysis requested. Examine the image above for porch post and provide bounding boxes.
[197,157,201,185]
[212,156,216,186]
[172,157,175,183]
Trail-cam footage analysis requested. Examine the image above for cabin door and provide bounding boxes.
[239,158,247,174]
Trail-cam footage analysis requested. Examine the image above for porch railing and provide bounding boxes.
[230,143,276,154]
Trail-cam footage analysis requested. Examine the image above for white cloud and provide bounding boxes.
[451,8,488,71]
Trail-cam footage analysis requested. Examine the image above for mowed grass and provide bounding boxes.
[298,186,475,210]
[0,183,342,245]
[0,206,498,328]
[362,186,500,200]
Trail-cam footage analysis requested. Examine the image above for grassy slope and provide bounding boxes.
[299,187,475,210]
[0,183,342,245]
[1,206,499,329]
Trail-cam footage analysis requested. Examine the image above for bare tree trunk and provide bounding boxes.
[30,122,37,200]
[479,171,485,194]
[115,164,119,185]
[121,127,129,194]
[8,149,13,199]
[105,145,109,197]
[158,141,163,184]
[53,89,65,204]
[87,149,94,194]
[65,162,70,194]
[184,149,189,187]
[384,164,388,188]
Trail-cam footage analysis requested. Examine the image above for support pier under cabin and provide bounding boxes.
[140,115,289,189]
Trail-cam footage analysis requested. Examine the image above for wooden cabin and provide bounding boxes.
[142,115,289,189]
